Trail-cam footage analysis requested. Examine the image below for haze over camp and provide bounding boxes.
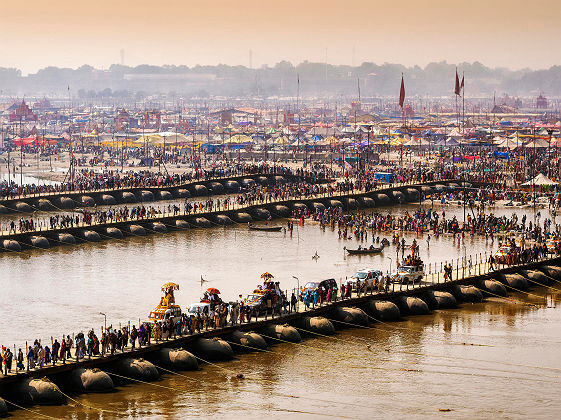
[1,1,561,419]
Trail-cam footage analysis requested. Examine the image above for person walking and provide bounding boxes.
[489,255,495,271]
[66,335,73,360]
[130,326,138,350]
[60,338,67,364]
[290,293,297,312]
[27,346,35,370]
[52,339,60,365]
[16,348,24,371]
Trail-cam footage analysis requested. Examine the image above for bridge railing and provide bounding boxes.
[0,250,554,380]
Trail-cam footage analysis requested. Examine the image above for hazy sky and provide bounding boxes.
[1,0,559,74]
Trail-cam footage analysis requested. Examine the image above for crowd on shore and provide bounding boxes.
[309,205,561,244]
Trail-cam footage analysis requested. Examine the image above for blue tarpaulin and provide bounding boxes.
[493,151,510,160]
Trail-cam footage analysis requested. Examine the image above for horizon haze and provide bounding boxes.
[1,0,559,74]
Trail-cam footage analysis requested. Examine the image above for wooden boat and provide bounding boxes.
[345,245,384,255]
[248,223,283,232]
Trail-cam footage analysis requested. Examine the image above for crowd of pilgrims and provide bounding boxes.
[3,175,377,233]
[0,162,304,198]
[1,155,510,200]
[304,205,560,244]
[2,293,296,374]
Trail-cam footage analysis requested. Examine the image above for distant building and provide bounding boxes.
[9,100,37,122]
[351,101,361,113]
[491,104,516,114]
[536,94,548,109]
[209,108,260,125]
[115,109,136,131]
[143,110,161,130]
[33,98,55,112]
[283,112,295,125]
[404,104,414,118]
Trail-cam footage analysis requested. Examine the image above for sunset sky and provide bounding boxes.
[0,0,558,74]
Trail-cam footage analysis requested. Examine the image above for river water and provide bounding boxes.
[1,203,560,418]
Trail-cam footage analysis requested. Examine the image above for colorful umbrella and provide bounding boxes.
[207,287,221,295]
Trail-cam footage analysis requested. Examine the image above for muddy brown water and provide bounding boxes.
[1,203,560,418]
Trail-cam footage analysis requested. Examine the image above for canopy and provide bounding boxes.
[101,139,139,147]
[161,282,180,291]
[224,134,252,144]
[157,132,190,143]
[274,136,289,145]
[260,272,274,279]
[522,173,558,186]
[207,287,221,295]
[135,134,165,146]
[13,137,37,146]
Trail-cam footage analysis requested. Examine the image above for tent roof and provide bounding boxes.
[522,173,558,186]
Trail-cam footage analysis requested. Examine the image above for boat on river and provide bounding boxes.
[345,244,385,255]
[248,223,283,232]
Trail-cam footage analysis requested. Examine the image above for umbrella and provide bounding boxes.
[161,282,180,291]
[260,272,274,279]
[207,287,221,295]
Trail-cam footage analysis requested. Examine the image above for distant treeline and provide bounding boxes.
[0,61,560,99]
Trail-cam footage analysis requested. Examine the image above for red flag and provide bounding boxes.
[460,75,464,91]
[454,70,460,95]
[399,75,405,108]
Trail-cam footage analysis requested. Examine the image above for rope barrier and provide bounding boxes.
[106,372,179,391]
[470,286,539,307]
[523,277,561,293]
[151,359,368,417]
[289,316,561,376]
[325,318,372,329]
[259,332,561,383]
[55,388,124,416]
[530,271,561,286]
[501,282,549,300]
[191,353,374,418]
[2,397,62,419]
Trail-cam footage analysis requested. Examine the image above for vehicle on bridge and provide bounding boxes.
[391,257,425,284]
[299,278,338,300]
[348,269,382,291]
[243,272,286,316]
[148,282,182,323]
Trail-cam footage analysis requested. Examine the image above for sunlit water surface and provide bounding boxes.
[1,203,560,419]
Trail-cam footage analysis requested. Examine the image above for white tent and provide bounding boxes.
[495,138,519,150]
[522,173,558,186]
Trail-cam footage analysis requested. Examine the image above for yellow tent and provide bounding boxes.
[387,137,407,146]
[101,139,139,147]
[224,134,252,144]
[274,136,289,144]
[135,134,165,146]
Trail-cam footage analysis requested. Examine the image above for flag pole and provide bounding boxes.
[399,73,405,167]
[462,72,465,134]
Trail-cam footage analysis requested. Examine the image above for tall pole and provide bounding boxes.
[462,72,465,134]
[19,117,23,186]
[533,119,537,228]
[462,73,466,223]
[297,74,301,166]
